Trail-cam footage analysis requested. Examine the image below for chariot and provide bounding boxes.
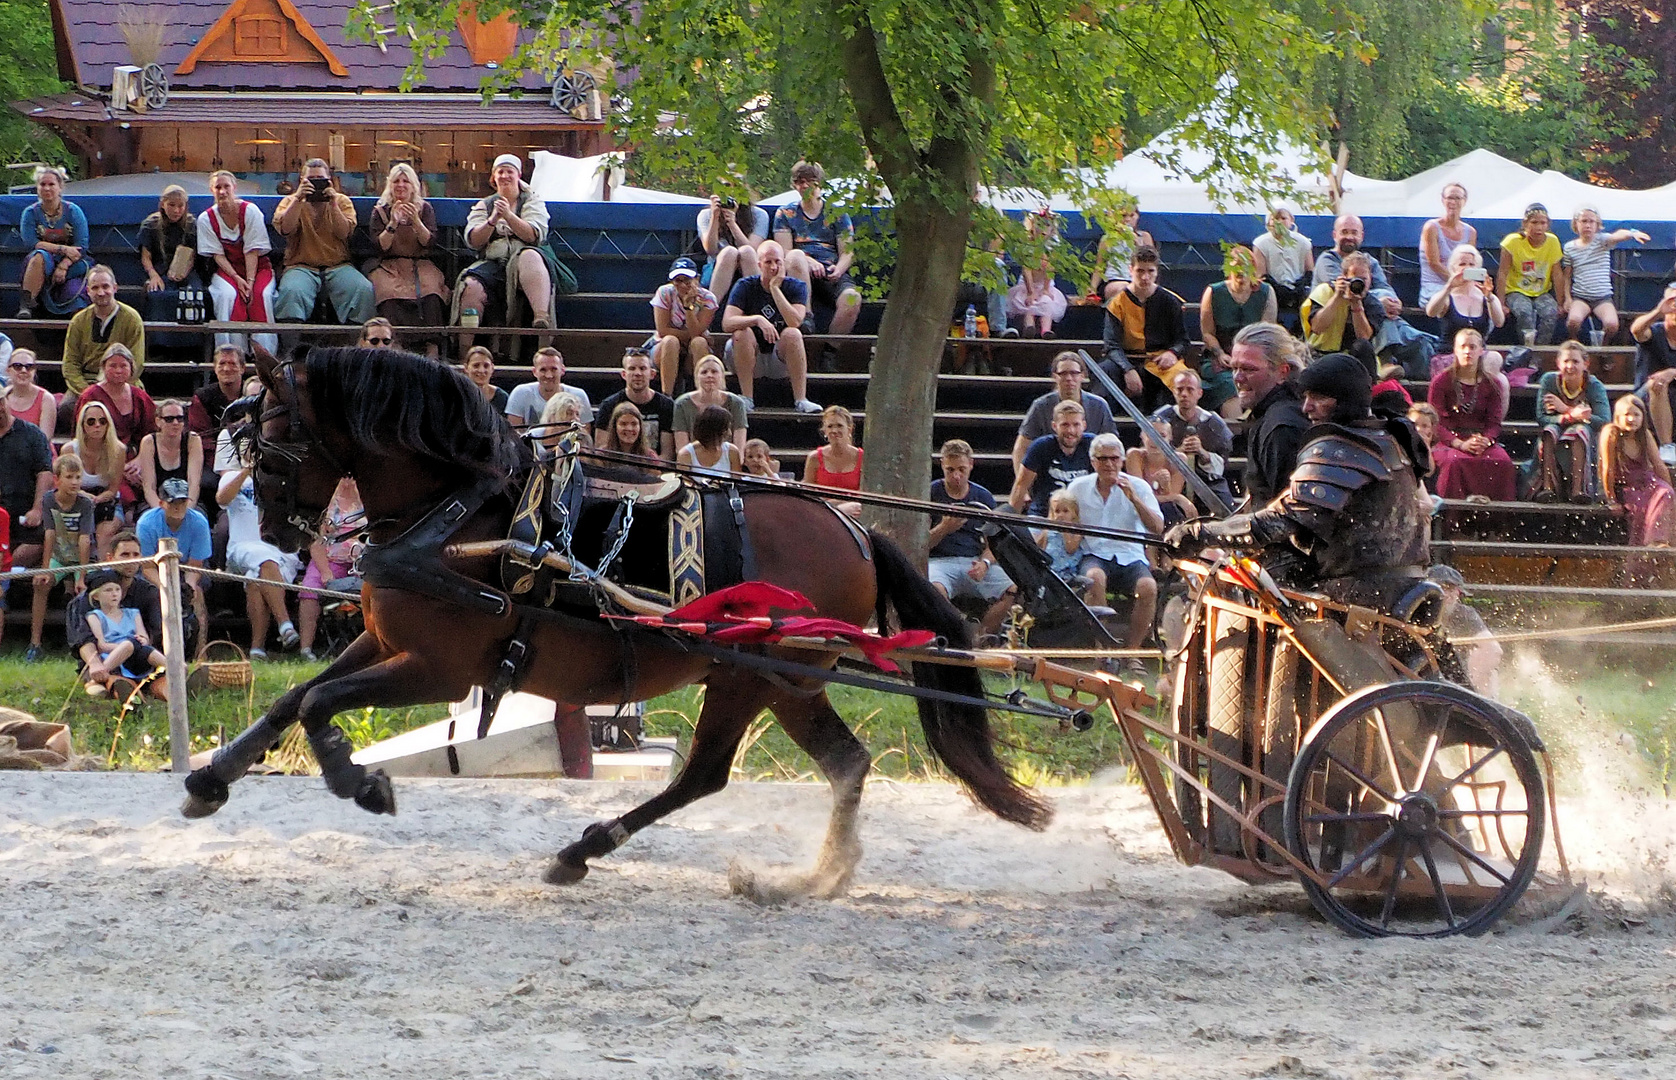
[1026,555,1569,937]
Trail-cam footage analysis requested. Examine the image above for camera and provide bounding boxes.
[1347,277,1367,296]
[720,196,739,211]
[1463,267,1487,282]
[305,175,333,202]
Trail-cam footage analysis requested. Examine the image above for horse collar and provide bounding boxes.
[357,472,512,618]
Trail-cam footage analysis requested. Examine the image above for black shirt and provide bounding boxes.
[0,419,53,523]
[1242,382,1309,506]
[139,210,198,279]
[1634,324,1676,390]
[929,479,998,559]
[726,275,809,330]
[595,389,676,452]
[1020,434,1094,515]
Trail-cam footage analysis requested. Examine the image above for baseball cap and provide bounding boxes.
[668,257,700,280]
[161,477,192,502]
[84,568,121,591]
[1426,564,1469,592]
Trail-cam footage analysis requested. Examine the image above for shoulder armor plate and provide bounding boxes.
[1295,428,1403,480]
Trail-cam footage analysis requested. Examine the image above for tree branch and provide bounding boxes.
[834,1,919,184]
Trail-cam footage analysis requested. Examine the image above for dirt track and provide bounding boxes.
[1,772,1673,1079]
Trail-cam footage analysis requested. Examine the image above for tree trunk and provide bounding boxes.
[859,192,971,560]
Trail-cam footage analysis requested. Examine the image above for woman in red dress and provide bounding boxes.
[1428,328,1516,502]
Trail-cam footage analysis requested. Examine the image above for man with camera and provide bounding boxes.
[1300,252,1384,354]
[272,159,375,327]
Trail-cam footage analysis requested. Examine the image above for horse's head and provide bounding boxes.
[244,344,351,553]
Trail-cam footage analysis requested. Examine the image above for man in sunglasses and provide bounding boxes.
[1064,433,1163,662]
[357,317,397,349]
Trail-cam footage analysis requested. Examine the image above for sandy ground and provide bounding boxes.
[2,769,1674,1080]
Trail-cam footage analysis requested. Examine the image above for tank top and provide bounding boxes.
[150,437,191,487]
[680,441,740,477]
[1438,293,1492,343]
[813,446,864,490]
[1208,281,1274,351]
[91,607,140,650]
[6,386,52,430]
[1419,220,1472,303]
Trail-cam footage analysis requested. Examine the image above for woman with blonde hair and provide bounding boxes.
[197,168,278,354]
[535,391,591,457]
[1601,395,1673,549]
[3,349,56,439]
[368,163,448,353]
[72,399,132,556]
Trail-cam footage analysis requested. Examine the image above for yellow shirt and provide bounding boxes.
[1500,232,1563,298]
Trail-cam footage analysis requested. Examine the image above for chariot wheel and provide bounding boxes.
[1283,681,1545,938]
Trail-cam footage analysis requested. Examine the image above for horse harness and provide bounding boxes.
[250,366,872,738]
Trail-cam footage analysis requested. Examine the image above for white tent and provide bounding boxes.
[528,151,706,204]
[1339,148,1676,223]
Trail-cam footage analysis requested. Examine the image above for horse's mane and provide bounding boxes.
[302,346,527,481]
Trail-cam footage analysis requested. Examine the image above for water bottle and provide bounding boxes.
[963,304,978,339]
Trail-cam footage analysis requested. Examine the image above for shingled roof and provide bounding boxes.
[53,0,551,92]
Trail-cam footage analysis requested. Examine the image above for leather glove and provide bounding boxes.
[1163,519,1208,556]
[1166,515,1258,556]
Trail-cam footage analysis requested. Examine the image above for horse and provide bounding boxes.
[182,345,1050,899]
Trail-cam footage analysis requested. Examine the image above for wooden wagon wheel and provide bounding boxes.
[1283,681,1545,938]
[141,63,170,110]
[550,70,597,115]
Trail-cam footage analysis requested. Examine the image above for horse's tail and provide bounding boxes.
[869,531,1052,831]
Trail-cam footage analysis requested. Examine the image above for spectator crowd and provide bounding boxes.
[3,160,1673,681]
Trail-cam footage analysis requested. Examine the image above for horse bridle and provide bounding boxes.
[238,358,353,545]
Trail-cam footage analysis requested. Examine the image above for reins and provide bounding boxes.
[561,440,1173,549]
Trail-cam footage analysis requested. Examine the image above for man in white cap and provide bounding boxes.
[136,476,212,647]
[649,256,719,395]
[272,159,376,326]
[457,153,558,343]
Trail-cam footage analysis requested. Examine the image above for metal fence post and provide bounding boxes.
[156,538,192,773]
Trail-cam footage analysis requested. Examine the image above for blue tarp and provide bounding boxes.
[5,196,1673,311]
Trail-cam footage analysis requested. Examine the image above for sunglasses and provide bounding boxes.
[9,362,35,371]
[1091,454,1123,462]
[84,417,109,427]
[161,415,186,423]
[365,337,393,345]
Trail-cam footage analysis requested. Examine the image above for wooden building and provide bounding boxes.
[12,0,609,194]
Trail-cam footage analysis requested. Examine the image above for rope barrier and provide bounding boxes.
[189,566,363,603]
[0,556,361,602]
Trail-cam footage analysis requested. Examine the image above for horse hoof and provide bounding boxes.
[544,857,590,886]
[181,769,229,818]
[353,771,397,816]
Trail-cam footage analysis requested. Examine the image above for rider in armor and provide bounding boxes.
[1165,352,1432,611]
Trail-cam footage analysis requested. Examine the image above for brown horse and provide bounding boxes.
[182,346,1048,897]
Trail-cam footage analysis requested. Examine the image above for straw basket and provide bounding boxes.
[196,641,253,691]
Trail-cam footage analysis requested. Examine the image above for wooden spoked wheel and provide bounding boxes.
[1284,681,1545,938]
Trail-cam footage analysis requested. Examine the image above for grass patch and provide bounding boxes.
[4,645,1673,796]
[0,656,448,772]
